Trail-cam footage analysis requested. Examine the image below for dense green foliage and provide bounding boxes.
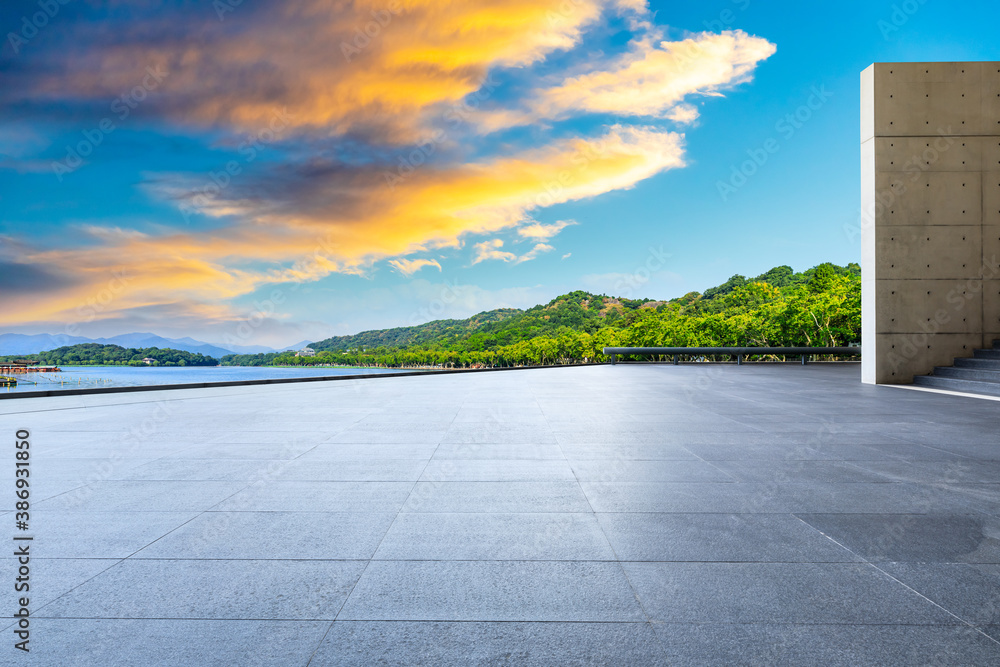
[2,344,219,367]
[221,262,861,368]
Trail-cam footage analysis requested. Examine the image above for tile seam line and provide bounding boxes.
[548,403,667,652]
[306,395,463,665]
[791,515,1000,647]
[25,616,666,623]
[23,557,128,619]
[17,617,989,628]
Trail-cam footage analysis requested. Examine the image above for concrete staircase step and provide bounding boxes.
[973,349,1000,360]
[912,375,1000,397]
[933,366,1000,382]
[954,357,1000,370]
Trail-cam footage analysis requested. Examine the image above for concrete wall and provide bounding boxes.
[861,62,1000,384]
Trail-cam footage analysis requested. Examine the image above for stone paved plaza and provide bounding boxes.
[2,364,1000,665]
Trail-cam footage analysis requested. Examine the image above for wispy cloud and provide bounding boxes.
[388,257,442,276]
[473,240,554,265]
[518,220,578,241]
[1,0,622,141]
[472,239,517,265]
[480,30,776,131]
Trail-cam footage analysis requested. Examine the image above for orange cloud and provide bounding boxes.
[4,125,685,326]
[14,0,630,141]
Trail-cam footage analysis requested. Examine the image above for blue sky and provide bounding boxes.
[1,0,999,348]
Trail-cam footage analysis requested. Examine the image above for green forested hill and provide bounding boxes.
[2,344,219,366]
[222,262,861,368]
[311,308,522,352]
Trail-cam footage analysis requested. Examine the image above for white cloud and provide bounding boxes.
[482,30,776,131]
[388,258,442,277]
[473,239,555,265]
[666,103,700,124]
[472,239,518,265]
[517,219,578,240]
[515,243,555,264]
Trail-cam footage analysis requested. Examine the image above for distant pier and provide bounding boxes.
[0,361,62,374]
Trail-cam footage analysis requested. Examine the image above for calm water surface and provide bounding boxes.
[2,365,420,394]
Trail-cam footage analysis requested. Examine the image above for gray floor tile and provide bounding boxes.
[109,459,288,481]
[43,559,367,620]
[431,443,566,460]
[213,481,413,512]
[298,443,438,460]
[581,482,790,513]
[5,558,121,612]
[402,481,592,513]
[36,480,246,512]
[848,459,1000,484]
[651,622,1000,666]
[669,441,840,461]
[570,459,734,482]
[879,563,1000,623]
[441,424,558,445]
[598,513,859,562]
[135,511,397,559]
[13,619,330,666]
[373,513,615,560]
[164,442,318,459]
[327,429,446,444]
[559,443,699,460]
[795,514,1000,563]
[623,562,957,624]
[28,511,197,558]
[420,459,576,481]
[709,460,894,484]
[338,561,646,621]
[279,459,427,481]
[313,621,668,666]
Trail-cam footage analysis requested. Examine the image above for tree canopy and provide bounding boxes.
[2,344,219,367]
[222,262,861,369]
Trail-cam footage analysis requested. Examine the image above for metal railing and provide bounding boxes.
[602,346,861,365]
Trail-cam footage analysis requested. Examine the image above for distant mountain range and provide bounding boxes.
[0,332,312,358]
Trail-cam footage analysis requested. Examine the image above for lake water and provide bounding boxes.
[1,365,420,394]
